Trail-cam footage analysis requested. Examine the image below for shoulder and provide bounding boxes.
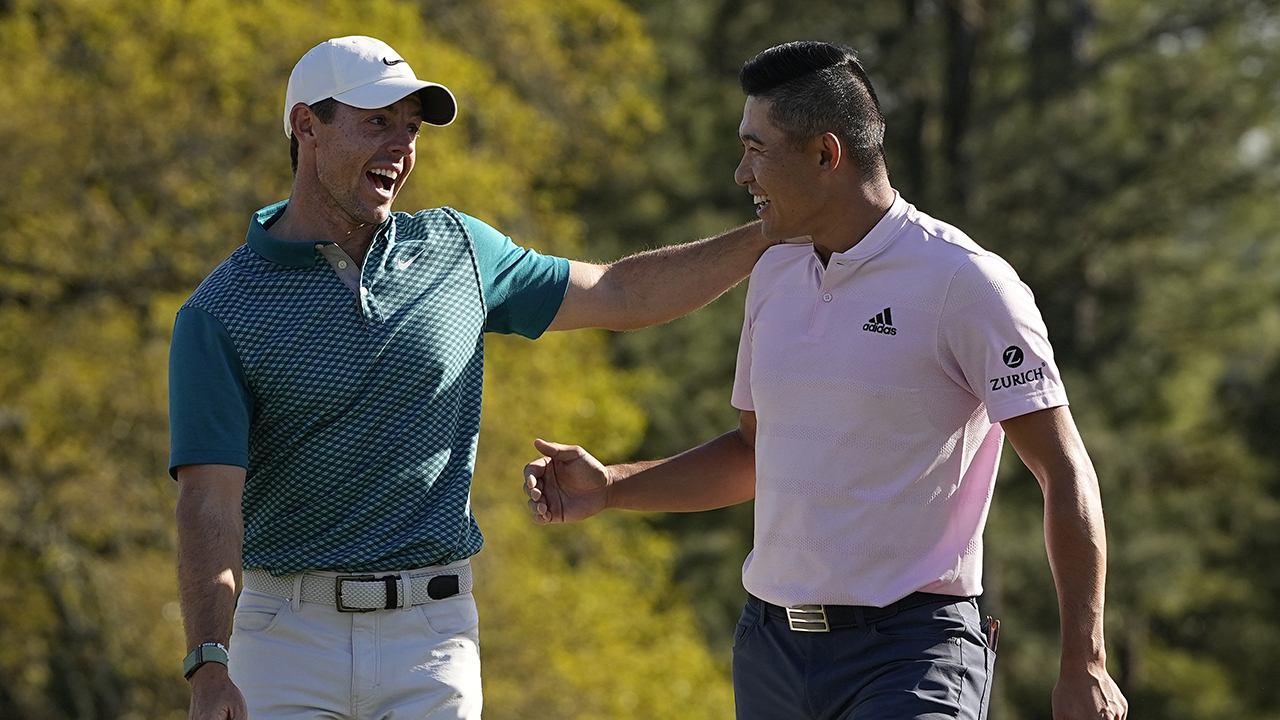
[742,244,812,315]
[753,243,814,282]
[394,208,493,245]
[894,205,1022,286]
[185,246,257,312]
[904,205,990,263]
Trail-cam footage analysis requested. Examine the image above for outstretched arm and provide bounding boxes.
[525,411,758,523]
[547,222,776,332]
[176,463,249,720]
[1001,406,1128,720]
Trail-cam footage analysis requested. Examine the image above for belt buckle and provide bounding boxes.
[785,604,830,632]
[334,574,378,612]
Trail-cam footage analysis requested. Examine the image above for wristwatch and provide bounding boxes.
[182,642,229,679]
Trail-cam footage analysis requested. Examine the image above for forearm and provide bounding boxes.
[606,221,769,329]
[1043,470,1109,667]
[551,221,770,331]
[175,468,245,650]
[1003,407,1127,717]
[607,428,756,512]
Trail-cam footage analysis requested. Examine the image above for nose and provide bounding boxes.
[734,151,752,187]
[387,126,416,156]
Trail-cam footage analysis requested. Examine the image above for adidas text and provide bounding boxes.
[862,322,897,335]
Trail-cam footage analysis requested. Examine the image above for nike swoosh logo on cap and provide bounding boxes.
[382,58,406,66]
[397,249,427,270]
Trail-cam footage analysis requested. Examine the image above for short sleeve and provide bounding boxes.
[730,277,758,412]
[168,306,253,478]
[461,213,570,338]
[938,255,1068,423]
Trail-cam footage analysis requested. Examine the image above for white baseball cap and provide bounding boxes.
[283,36,457,137]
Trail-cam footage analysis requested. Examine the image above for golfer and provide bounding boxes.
[170,35,773,720]
[525,41,1128,720]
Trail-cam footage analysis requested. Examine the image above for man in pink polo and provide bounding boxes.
[524,41,1127,720]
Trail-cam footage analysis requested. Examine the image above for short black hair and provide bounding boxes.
[739,41,886,176]
[289,98,340,174]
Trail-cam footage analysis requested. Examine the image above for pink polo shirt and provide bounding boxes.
[732,192,1067,607]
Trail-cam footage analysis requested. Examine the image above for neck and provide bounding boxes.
[269,178,382,267]
[810,177,896,265]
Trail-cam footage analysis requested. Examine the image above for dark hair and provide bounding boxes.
[739,41,886,176]
[289,98,340,174]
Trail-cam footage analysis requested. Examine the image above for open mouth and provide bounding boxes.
[368,167,398,194]
[753,193,770,214]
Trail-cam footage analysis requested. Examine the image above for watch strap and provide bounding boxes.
[182,642,229,679]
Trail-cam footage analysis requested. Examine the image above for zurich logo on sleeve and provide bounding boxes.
[990,345,1044,392]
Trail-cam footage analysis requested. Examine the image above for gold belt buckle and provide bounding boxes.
[785,604,830,632]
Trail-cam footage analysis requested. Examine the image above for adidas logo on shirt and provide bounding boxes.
[862,307,897,336]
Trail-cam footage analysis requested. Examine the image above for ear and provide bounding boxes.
[289,103,318,146]
[817,132,843,172]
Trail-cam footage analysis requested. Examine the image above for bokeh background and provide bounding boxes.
[3,0,1280,717]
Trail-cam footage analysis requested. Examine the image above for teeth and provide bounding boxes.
[753,194,769,206]
[370,168,399,179]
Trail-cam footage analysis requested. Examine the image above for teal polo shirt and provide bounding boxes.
[168,202,569,575]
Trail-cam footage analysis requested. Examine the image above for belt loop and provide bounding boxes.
[290,573,304,612]
[400,571,413,612]
[854,606,866,629]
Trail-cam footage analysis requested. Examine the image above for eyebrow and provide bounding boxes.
[740,132,766,145]
[365,106,424,120]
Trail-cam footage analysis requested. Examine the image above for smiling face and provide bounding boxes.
[310,93,423,228]
[734,96,824,242]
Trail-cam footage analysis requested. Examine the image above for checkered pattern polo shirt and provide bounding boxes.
[168,202,569,575]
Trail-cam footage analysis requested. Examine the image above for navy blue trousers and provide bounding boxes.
[732,594,993,720]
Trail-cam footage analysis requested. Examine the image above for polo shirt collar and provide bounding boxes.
[246,201,393,268]
[831,190,910,263]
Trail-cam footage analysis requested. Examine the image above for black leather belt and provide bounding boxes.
[749,591,967,632]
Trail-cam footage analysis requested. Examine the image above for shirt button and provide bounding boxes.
[361,287,369,296]
[822,293,833,302]
[338,261,348,269]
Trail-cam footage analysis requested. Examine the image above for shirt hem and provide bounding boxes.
[987,392,1069,424]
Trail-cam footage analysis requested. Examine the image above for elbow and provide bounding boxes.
[597,277,656,331]
[607,316,660,332]
[175,471,244,534]
[174,491,208,532]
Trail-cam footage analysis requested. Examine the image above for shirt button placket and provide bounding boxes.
[809,287,835,337]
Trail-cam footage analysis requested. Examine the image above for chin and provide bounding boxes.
[357,204,393,225]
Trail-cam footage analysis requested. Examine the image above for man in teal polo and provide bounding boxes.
[169,36,773,720]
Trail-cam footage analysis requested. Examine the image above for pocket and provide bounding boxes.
[233,589,287,635]
[418,593,480,637]
[733,601,763,649]
[869,597,971,642]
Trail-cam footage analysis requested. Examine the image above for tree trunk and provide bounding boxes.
[943,0,981,211]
